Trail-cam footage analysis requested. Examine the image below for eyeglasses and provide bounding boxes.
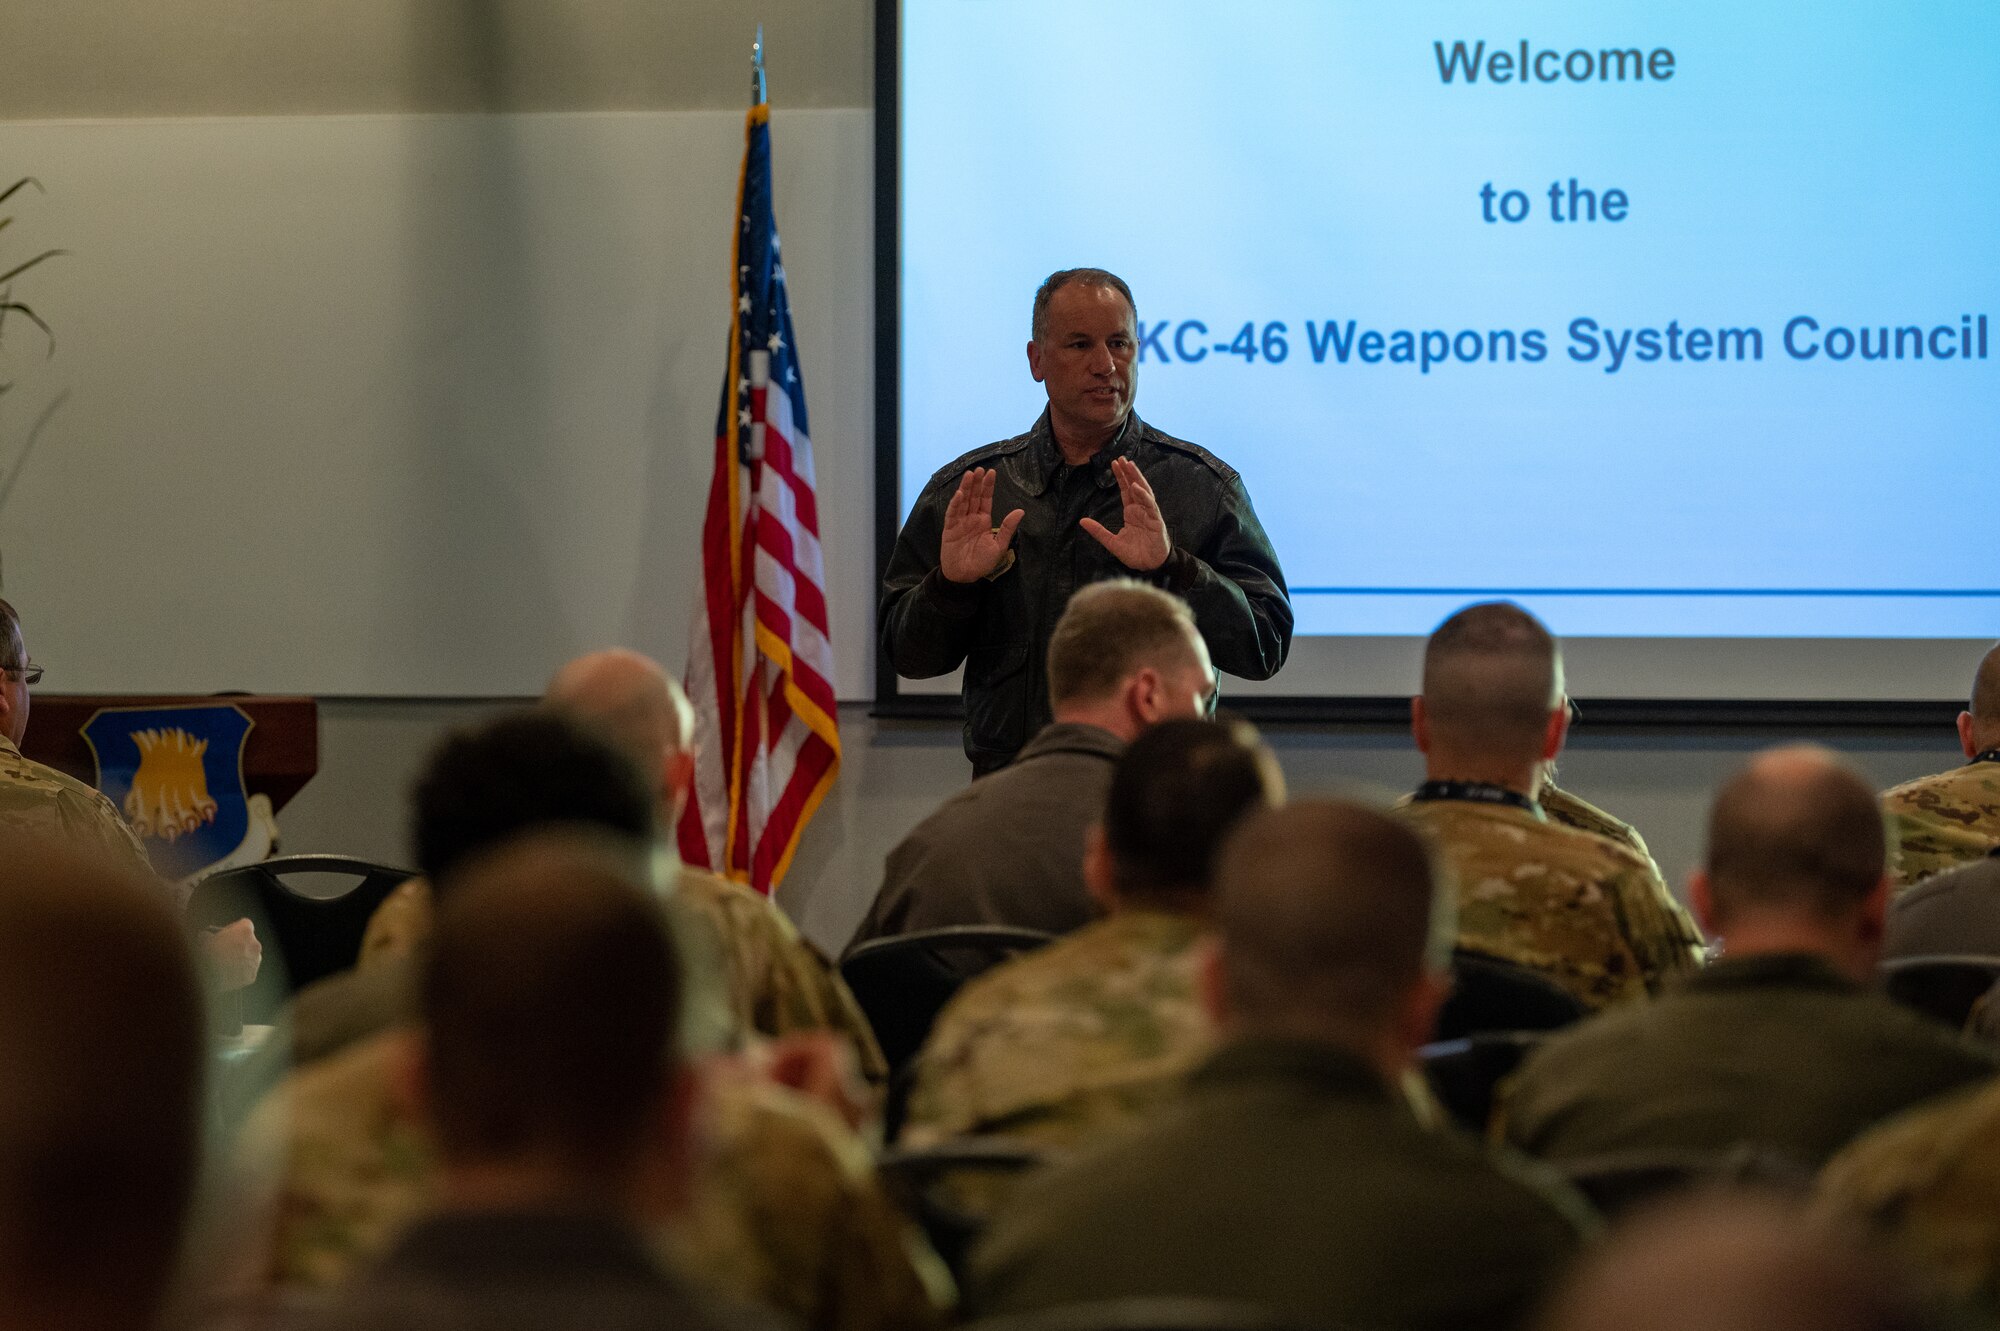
[1565,697,1581,725]
[4,664,42,685]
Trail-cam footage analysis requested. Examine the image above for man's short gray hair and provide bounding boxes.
[1421,601,1563,762]
[1046,580,1198,708]
[1032,268,1137,342]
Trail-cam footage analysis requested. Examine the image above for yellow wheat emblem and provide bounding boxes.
[124,728,219,843]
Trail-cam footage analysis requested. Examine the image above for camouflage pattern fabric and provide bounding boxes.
[1883,761,2000,891]
[1813,1077,2000,1314]
[1540,782,1653,863]
[900,911,1212,1153]
[358,863,885,1081]
[238,1033,950,1331]
[1396,797,1705,1011]
[0,733,151,872]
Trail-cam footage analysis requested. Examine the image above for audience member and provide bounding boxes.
[1815,1074,2000,1315]
[1882,641,2000,888]
[1498,745,2000,1169]
[360,648,883,1080]
[308,831,761,1331]
[0,835,206,1331]
[968,801,1593,1331]
[0,597,260,990]
[850,580,1217,946]
[236,713,947,1331]
[900,717,1282,1154]
[1397,602,1704,1008]
[1541,1193,1945,1331]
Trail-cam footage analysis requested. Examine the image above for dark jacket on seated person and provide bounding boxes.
[1884,849,2000,962]
[968,1038,1593,1331]
[311,1207,775,1331]
[1497,952,2000,1169]
[848,723,1122,947]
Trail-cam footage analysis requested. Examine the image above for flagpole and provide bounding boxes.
[752,24,767,106]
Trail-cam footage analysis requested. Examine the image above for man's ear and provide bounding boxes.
[1410,697,1430,754]
[1396,971,1452,1057]
[385,1028,432,1129]
[1082,824,1117,914]
[1026,339,1046,383]
[663,748,697,824]
[1688,870,1721,936]
[1857,875,1891,952]
[1197,937,1229,1030]
[1129,667,1165,725]
[1541,704,1570,762]
[1959,711,1980,760]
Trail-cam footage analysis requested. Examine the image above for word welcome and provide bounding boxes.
[1435,40,1675,85]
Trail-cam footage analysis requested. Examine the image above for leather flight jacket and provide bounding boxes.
[881,410,1292,773]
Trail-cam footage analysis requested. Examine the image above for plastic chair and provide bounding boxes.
[1880,954,2000,1030]
[1557,1145,1811,1219]
[879,1138,1046,1280]
[839,926,1057,1076]
[962,1297,1366,1331]
[1420,1031,1546,1133]
[185,854,415,1023]
[1434,949,1590,1041]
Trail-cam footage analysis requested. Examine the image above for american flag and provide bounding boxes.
[678,100,840,893]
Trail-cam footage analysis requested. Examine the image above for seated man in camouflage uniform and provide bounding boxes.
[968,801,1594,1331]
[1814,1066,2000,1317]
[900,717,1282,1155]
[1882,641,2000,890]
[1396,602,1704,1009]
[1498,746,2000,1170]
[227,714,947,1331]
[0,597,261,989]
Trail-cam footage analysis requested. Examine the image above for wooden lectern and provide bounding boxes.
[20,695,319,812]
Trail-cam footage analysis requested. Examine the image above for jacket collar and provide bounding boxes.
[1676,951,1860,997]
[1192,1036,1396,1103]
[1020,409,1146,497]
[1012,721,1126,765]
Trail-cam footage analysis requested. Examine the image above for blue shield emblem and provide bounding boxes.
[82,704,255,880]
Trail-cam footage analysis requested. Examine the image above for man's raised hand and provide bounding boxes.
[940,468,1026,584]
[1080,457,1172,572]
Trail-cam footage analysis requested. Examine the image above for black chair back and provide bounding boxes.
[1881,954,2000,1030]
[1557,1145,1811,1219]
[879,1138,1045,1280]
[1420,1031,1546,1133]
[1434,949,1589,1041]
[185,854,415,1023]
[840,926,1057,1076]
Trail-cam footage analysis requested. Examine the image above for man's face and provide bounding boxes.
[1027,283,1139,438]
[0,627,28,746]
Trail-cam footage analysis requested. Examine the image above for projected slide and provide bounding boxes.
[897,3,2000,642]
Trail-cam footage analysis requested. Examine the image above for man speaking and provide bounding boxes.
[882,269,1292,774]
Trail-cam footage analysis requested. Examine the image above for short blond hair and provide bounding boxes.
[1046,580,1199,708]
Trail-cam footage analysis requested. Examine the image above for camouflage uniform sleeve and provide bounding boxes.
[56,785,154,876]
[1887,809,2000,891]
[1812,1082,2000,1309]
[358,878,434,972]
[675,1075,954,1331]
[1603,858,1706,991]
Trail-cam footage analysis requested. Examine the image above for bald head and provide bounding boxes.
[544,650,692,789]
[1967,643,2000,749]
[1540,1195,1939,1331]
[422,831,682,1182]
[1420,602,1564,764]
[1213,801,1448,1039]
[0,836,204,1330]
[1705,745,1886,924]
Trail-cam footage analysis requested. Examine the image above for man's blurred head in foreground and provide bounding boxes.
[399,831,692,1221]
[0,834,205,1331]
